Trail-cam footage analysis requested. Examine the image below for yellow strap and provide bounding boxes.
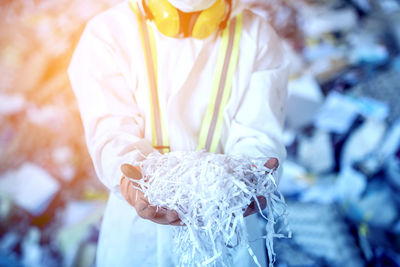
[130,0,242,154]
[197,14,243,152]
[130,0,170,154]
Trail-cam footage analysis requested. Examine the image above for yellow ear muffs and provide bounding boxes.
[147,0,180,37]
[192,0,226,39]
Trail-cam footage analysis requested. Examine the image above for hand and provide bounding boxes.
[120,163,182,226]
[243,157,279,217]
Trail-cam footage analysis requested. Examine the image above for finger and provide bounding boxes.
[120,176,130,199]
[121,164,183,225]
[243,196,266,217]
[149,214,183,226]
[256,196,266,210]
[151,208,182,226]
[243,201,256,217]
[131,189,182,225]
[264,158,279,171]
[120,176,138,207]
[162,209,180,223]
[150,207,171,224]
[169,219,184,226]
[121,164,142,180]
[135,198,157,219]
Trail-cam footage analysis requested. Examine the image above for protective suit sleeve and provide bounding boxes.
[68,17,146,194]
[225,17,289,175]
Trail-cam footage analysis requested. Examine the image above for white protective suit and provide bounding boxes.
[68,0,289,266]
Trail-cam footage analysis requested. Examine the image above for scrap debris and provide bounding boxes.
[130,151,289,266]
[1,0,400,266]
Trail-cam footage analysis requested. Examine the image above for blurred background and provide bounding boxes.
[0,0,399,266]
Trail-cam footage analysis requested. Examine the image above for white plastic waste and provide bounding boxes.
[130,151,289,267]
[298,130,334,174]
[0,163,60,216]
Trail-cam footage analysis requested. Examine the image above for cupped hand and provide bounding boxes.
[243,157,279,217]
[120,163,183,226]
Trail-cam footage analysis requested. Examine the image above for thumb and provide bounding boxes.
[264,158,279,170]
[121,163,142,180]
[120,164,144,208]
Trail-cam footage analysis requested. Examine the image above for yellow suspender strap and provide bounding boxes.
[130,0,170,154]
[130,0,242,154]
[197,14,243,152]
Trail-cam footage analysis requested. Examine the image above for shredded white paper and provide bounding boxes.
[130,151,289,267]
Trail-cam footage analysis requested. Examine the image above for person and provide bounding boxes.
[68,0,289,265]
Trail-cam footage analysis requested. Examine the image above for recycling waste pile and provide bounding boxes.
[127,151,288,267]
[0,0,399,266]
